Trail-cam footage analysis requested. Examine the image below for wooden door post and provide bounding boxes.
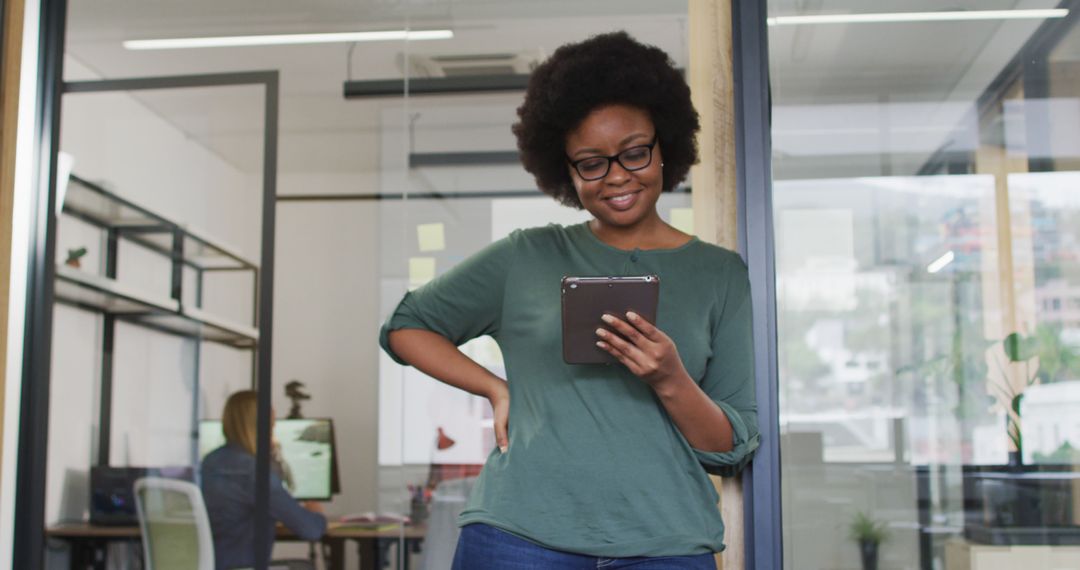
[688,1,743,569]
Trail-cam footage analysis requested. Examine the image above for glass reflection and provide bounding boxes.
[770,1,1080,568]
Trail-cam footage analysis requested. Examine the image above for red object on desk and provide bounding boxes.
[436,427,456,450]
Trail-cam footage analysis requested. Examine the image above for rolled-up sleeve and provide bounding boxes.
[694,254,760,477]
[379,231,517,365]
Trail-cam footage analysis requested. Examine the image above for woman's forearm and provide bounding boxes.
[653,372,735,453]
[387,328,505,398]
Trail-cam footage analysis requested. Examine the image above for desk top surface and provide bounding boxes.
[326,522,426,538]
[47,523,140,538]
[46,522,426,540]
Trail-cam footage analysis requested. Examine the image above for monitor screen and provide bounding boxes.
[199,418,338,501]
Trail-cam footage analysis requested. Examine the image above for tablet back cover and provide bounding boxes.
[561,276,659,365]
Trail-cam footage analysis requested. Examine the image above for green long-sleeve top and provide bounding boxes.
[379,222,759,557]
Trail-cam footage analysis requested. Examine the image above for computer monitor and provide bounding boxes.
[199,418,340,501]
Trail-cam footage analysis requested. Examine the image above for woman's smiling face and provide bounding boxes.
[565,104,664,230]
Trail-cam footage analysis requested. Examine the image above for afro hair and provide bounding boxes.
[513,31,700,209]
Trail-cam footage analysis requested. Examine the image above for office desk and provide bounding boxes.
[323,523,426,570]
[46,522,426,570]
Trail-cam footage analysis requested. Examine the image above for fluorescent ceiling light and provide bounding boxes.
[768,9,1068,26]
[927,251,955,274]
[124,29,453,50]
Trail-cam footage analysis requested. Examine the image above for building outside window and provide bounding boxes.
[770,1,1080,568]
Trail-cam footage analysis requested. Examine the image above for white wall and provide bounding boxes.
[271,201,381,517]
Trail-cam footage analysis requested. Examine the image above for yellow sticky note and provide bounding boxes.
[670,208,694,235]
[409,257,436,289]
[417,223,446,252]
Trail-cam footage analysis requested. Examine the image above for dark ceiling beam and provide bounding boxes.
[343,74,531,98]
[409,151,520,168]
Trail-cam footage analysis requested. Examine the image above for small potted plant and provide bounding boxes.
[65,247,87,269]
[849,511,888,570]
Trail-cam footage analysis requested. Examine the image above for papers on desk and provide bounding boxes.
[336,512,411,531]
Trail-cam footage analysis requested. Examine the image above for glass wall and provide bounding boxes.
[769,1,1080,569]
[45,1,690,569]
[376,9,691,569]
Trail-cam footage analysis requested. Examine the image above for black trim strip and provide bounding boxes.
[13,0,67,566]
[343,74,531,98]
[409,151,520,168]
[64,71,279,93]
[734,1,783,568]
[252,72,280,570]
[96,228,119,466]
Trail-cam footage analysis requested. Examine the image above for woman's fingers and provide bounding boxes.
[596,340,645,376]
[625,311,663,342]
[486,380,510,454]
[595,326,646,363]
[494,403,509,453]
[596,315,679,385]
[600,314,648,347]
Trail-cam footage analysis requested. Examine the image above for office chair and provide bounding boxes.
[134,477,215,570]
[420,476,478,570]
[134,477,311,570]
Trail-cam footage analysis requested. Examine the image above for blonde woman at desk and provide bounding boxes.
[381,32,759,570]
[201,390,327,570]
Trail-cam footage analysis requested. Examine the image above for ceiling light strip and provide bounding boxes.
[927,251,955,274]
[124,29,453,50]
[767,9,1068,26]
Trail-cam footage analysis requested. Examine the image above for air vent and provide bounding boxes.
[404,50,544,78]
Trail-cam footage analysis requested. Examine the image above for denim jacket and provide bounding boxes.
[201,444,327,569]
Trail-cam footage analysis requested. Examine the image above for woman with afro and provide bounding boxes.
[381,31,759,568]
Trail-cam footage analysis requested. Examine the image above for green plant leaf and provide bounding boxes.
[1002,331,1038,363]
[849,511,889,545]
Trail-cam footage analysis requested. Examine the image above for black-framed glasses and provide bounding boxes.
[567,137,658,181]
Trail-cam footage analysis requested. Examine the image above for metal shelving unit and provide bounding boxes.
[55,174,260,466]
[55,265,258,348]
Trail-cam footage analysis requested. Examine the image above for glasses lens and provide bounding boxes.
[576,157,609,180]
[618,146,652,170]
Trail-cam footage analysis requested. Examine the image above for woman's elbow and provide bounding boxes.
[387,328,424,358]
[297,516,327,541]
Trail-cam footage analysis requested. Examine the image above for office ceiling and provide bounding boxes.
[62,0,1062,181]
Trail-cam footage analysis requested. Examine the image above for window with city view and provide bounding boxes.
[770,1,1080,568]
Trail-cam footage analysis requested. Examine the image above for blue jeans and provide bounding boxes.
[451,523,717,569]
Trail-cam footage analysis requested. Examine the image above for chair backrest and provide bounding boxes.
[420,476,478,570]
[134,476,215,570]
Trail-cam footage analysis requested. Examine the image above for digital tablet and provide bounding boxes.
[561,275,659,365]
